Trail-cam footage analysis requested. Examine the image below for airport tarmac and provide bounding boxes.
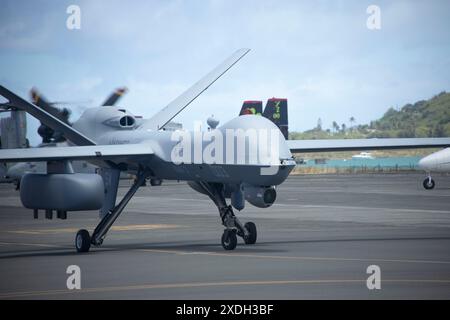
[0,173,449,299]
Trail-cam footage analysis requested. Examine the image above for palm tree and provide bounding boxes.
[349,116,355,125]
[349,116,355,132]
[332,121,339,133]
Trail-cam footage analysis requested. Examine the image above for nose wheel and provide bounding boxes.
[197,182,261,251]
[221,222,258,250]
[243,222,257,245]
[423,176,435,190]
[221,230,237,250]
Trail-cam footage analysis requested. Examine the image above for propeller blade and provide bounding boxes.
[30,88,63,119]
[30,88,72,143]
[102,87,128,106]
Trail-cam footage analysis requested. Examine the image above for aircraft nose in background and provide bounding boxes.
[418,154,435,171]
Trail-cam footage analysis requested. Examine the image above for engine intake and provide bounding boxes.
[244,185,276,208]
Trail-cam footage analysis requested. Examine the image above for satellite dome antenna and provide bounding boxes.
[207,115,219,129]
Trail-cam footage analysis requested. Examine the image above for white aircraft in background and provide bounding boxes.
[419,147,450,189]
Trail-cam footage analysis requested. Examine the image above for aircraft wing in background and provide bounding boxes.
[287,138,450,153]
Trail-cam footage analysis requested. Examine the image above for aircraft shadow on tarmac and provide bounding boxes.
[2,236,450,260]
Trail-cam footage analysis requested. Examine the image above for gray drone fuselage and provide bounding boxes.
[73,106,295,187]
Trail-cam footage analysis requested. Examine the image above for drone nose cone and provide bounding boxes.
[278,132,293,159]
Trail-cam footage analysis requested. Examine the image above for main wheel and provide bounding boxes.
[221,230,237,250]
[75,229,91,253]
[423,178,435,190]
[244,222,257,245]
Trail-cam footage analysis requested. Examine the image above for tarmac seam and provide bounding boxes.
[136,248,450,265]
[2,279,450,299]
[274,204,450,215]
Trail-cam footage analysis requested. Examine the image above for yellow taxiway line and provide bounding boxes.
[5,224,183,235]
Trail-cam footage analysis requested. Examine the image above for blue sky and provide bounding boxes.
[1,0,450,145]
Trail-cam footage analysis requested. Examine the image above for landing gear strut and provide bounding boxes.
[199,182,257,250]
[423,174,435,190]
[75,170,149,253]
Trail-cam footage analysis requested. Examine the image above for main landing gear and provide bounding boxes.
[75,229,91,252]
[75,170,149,253]
[423,174,435,190]
[74,174,255,252]
[198,182,257,250]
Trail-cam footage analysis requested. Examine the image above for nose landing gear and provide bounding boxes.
[198,182,258,250]
[221,229,237,250]
[243,222,257,245]
[423,175,435,190]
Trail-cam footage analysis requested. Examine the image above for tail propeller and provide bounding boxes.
[31,88,72,144]
[30,87,128,144]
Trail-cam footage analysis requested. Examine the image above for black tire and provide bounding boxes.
[75,229,91,253]
[221,230,237,250]
[150,178,162,186]
[244,222,257,245]
[423,178,435,190]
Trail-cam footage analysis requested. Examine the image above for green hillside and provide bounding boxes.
[290,91,450,140]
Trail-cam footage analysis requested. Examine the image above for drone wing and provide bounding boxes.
[142,48,250,130]
[0,143,153,163]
